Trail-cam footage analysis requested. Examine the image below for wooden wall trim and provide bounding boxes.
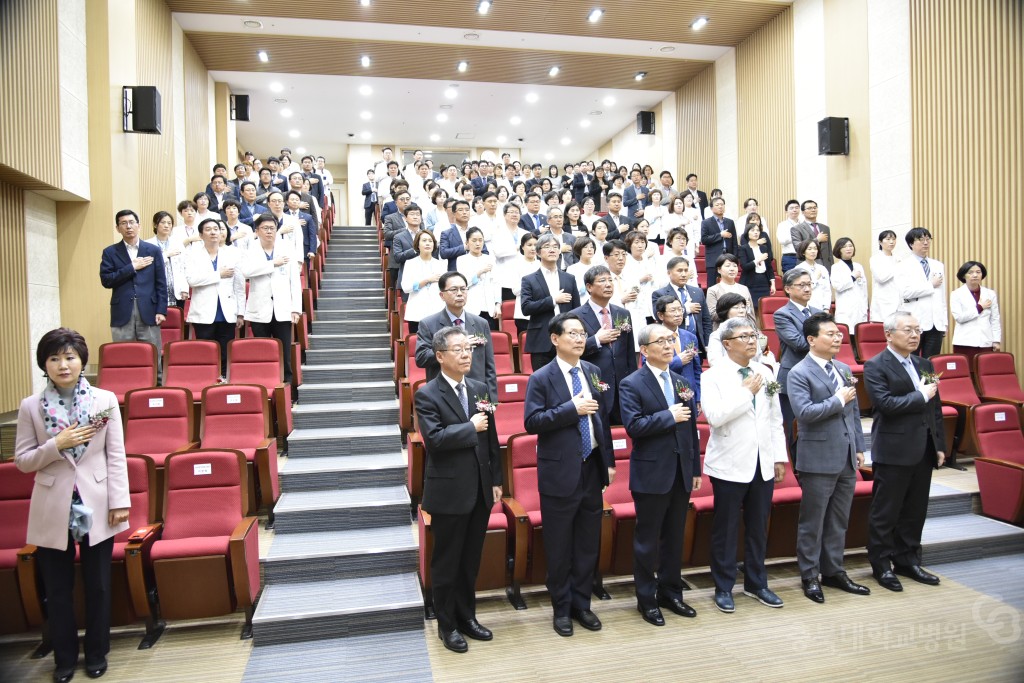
[0,182,32,411]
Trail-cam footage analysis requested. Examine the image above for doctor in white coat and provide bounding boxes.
[950,260,1001,364]
[185,218,246,375]
[896,228,947,358]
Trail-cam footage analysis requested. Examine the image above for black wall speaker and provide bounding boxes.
[818,116,849,155]
[231,94,250,122]
[131,86,161,134]
[637,111,655,135]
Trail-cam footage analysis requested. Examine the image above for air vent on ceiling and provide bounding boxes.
[455,133,475,139]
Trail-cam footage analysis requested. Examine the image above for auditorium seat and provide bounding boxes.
[974,352,1024,409]
[973,403,1024,525]
[846,468,874,550]
[931,354,983,457]
[683,456,718,567]
[499,301,518,357]
[0,463,41,638]
[97,341,158,405]
[407,378,428,504]
[491,330,515,375]
[163,340,221,397]
[495,374,529,449]
[759,296,788,329]
[399,335,426,433]
[853,322,886,362]
[226,338,293,440]
[123,387,198,514]
[125,449,259,639]
[517,332,533,375]
[835,324,869,411]
[160,306,184,345]
[764,461,801,558]
[603,428,635,576]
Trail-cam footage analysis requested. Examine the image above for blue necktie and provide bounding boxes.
[456,382,469,419]
[824,361,840,390]
[920,258,930,278]
[569,367,592,458]
[679,287,696,333]
[660,371,674,407]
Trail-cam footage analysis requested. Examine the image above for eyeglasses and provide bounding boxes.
[789,282,812,289]
[443,287,468,294]
[562,331,588,340]
[445,346,472,355]
[893,327,923,336]
[724,334,759,343]
[117,220,139,227]
[644,335,678,347]
[819,331,844,339]
[591,278,614,285]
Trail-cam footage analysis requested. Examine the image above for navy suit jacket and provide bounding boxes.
[775,300,821,394]
[361,182,377,209]
[596,214,625,240]
[519,212,548,235]
[619,367,700,495]
[572,303,636,408]
[623,184,649,219]
[238,201,262,227]
[863,351,946,467]
[438,226,488,271]
[99,240,168,327]
[520,269,580,353]
[650,283,712,347]
[524,358,614,497]
[700,216,737,269]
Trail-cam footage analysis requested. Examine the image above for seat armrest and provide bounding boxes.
[858,465,874,480]
[407,433,425,501]
[16,545,44,625]
[598,501,614,573]
[255,438,280,507]
[125,522,163,618]
[229,517,261,607]
[501,496,530,583]
[172,441,200,454]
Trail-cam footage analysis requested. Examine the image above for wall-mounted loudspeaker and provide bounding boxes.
[818,117,849,155]
[637,111,655,135]
[130,86,162,134]
[231,94,250,122]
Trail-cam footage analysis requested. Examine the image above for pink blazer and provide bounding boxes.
[14,389,131,551]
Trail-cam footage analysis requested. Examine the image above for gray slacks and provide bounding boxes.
[796,466,856,580]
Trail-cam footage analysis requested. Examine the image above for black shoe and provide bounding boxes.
[85,659,107,679]
[552,615,574,637]
[893,564,940,585]
[53,668,75,683]
[571,608,602,631]
[822,571,871,595]
[637,604,665,626]
[801,578,825,603]
[714,591,735,613]
[873,569,904,592]
[457,619,493,641]
[658,596,697,618]
[439,629,468,653]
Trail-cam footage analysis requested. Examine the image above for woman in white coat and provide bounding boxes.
[793,239,833,312]
[400,230,447,333]
[869,230,900,322]
[456,227,501,327]
[147,210,189,307]
[512,233,541,335]
[185,218,246,375]
[829,237,868,336]
[490,204,528,302]
[950,260,1002,365]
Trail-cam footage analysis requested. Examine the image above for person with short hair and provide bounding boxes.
[776,199,802,273]
[950,260,1001,363]
[700,196,737,287]
[146,210,189,308]
[361,168,378,225]
[870,230,900,322]
[791,200,833,269]
[775,268,822,457]
[520,233,581,369]
[897,227,947,358]
[830,237,868,335]
[706,254,755,330]
[793,239,833,312]
[401,230,448,332]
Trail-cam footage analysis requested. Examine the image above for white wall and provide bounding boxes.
[57,0,90,200]
[345,144,374,226]
[714,50,739,205]
[792,0,829,219]
[24,192,61,394]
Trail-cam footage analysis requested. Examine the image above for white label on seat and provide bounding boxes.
[148,397,164,408]
[507,384,518,392]
[995,412,1006,422]
[194,463,212,475]
[226,394,241,404]
[613,439,626,451]
[947,362,957,370]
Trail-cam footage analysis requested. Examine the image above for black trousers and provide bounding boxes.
[917,328,945,359]
[193,321,236,375]
[429,487,490,634]
[868,448,934,570]
[36,533,115,670]
[250,315,294,383]
[530,350,556,372]
[364,207,375,226]
[632,468,691,608]
[709,469,774,593]
[540,452,604,617]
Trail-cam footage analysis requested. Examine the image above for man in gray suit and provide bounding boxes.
[788,312,871,603]
[774,269,821,458]
[392,203,429,301]
[790,199,833,269]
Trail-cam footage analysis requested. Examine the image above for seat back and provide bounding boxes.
[759,297,787,329]
[931,354,980,404]
[603,427,633,505]
[973,403,1024,464]
[853,322,886,361]
[405,335,426,385]
[0,463,35,553]
[697,423,711,455]
[975,352,1024,401]
[161,450,247,539]
[163,340,221,395]
[497,374,529,403]
[491,331,515,374]
[123,388,194,464]
[227,338,284,389]
[97,342,157,401]
[115,455,158,542]
[506,433,541,514]
[161,307,184,345]
[200,384,272,449]
[834,324,861,369]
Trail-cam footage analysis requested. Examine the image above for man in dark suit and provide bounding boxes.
[392,204,431,302]
[361,169,377,226]
[524,312,615,637]
[382,191,411,289]
[100,209,168,363]
[790,199,833,269]
[700,196,737,286]
[520,234,580,370]
[619,323,701,626]
[651,257,711,353]
[789,313,871,603]
[863,311,946,592]
[518,193,548,235]
[545,206,577,270]
[206,174,235,216]
[284,190,317,264]
[439,200,473,271]
[286,172,320,235]
[237,182,263,227]
[416,271,498,400]
[622,169,649,220]
[596,192,626,239]
[300,155,325,207]
[682,173,708,215]
[572,265,636,424]
[414,326,502,653]
[775,269,821,459]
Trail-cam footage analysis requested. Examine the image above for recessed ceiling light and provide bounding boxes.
[359,0,371,6]
[257,50,269,63]
[436,113,448,122]
[280,108,293,118]
[579,119,591,128]
[548,66,560,77]
[360,55,371,68]
[464,32,480,40]
[496,135,507,144]
[589,110,602,115]
[358,85,372,96]
[430,133,440,142]
[587,8,604,22]
[634,71,647,81]
[269,82,283,93]
[509,116,521,125]
[444,88,458,99]
[457,61,468,73]
[602,96,616,106]
[544,153,554,160]
[440,104,453,110]
[691,16,708,30]
[660,46,676,53]
[243,20,263,29]
[560,137,571,145]
[274,98,288,104]
[288,129,300,138]
[296,146,307,154]
[360,131,371,140]
[477,0,491,15]
[525,93,539,103]
[360,111,372,120]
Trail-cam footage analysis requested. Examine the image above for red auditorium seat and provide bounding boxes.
[759,296,788,329]
[163,340,221,396]
[603,428,636,576]
[494,374,529,449]
[226,338,293,440]
[123,387,198,513]
[499,301,519,360]
[97,341,157,404]
[407,379,429,504]
[931,354,983,457]
[972,403,1024,525]
[201,384,280,517]
[764,461,801,558]
[399,335,425,433]
[125,449,259,639]
[853,322,886,362]
[974,352,1024,409]
[160,306,184,345]
[491,330,516,375]
[0,463,42,637]
[517,332,533,375]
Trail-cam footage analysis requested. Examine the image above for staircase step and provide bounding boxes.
[321,269,381,277]
[292,400,398,429]
[316,296,385,312]
[295,381,395,403]
[301,363,393,384]
[311,319,389,333]
[926,484,975,517]
[315,287,384,297]
[251,572,423,646]
[314,309,388,322]
[262,525,417,583]
[922,512,1024,564]
[273,486,411,532]
[309,333,391,351]
[304,348,392,365]
[280,453,406,491]
[320,280,384,291]
[287,424,403,458]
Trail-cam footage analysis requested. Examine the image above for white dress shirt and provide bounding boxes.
[554,355,596,451]
[540,265,562,312]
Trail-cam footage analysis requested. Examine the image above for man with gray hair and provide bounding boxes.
[775,268,822,462]
[413,326,502,653]
[520,233,580,370]
[544,206,576,270]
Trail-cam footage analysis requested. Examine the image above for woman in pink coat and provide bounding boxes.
[15,328,130,683]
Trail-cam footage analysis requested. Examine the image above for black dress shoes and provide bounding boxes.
[85,658,107,679]
[439,629,468,653]
[822,571,871,595]
[637,605,665,626]
[53,668,75,683]
[873,569,904,592]
[894,564,940,585]
[658,596,697,618]
[802,578,825,603]
[571,608,602,631]
[457,619,493,641]
[553,615,574,637]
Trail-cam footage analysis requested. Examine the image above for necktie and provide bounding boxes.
[679,287,696,332]
[824,361,840,390]
[600,308,611,330]
[811,223,819,236]
[660,371,674,407]
[456,382,469,419]
[901,357,922,390]
[921,258,930,278]
[454,318,463,327]
[739,367,755,407]
[569,367,593,458]
[802,307,811,319]
[534,214,540,229]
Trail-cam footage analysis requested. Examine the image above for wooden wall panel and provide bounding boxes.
[0,0,61,190]
[135,0,177,222]
[911,0,1023,371]
[0,183,32,412]
[676,65,718,197]
[183,37,211,198]
[736,8,795,254]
